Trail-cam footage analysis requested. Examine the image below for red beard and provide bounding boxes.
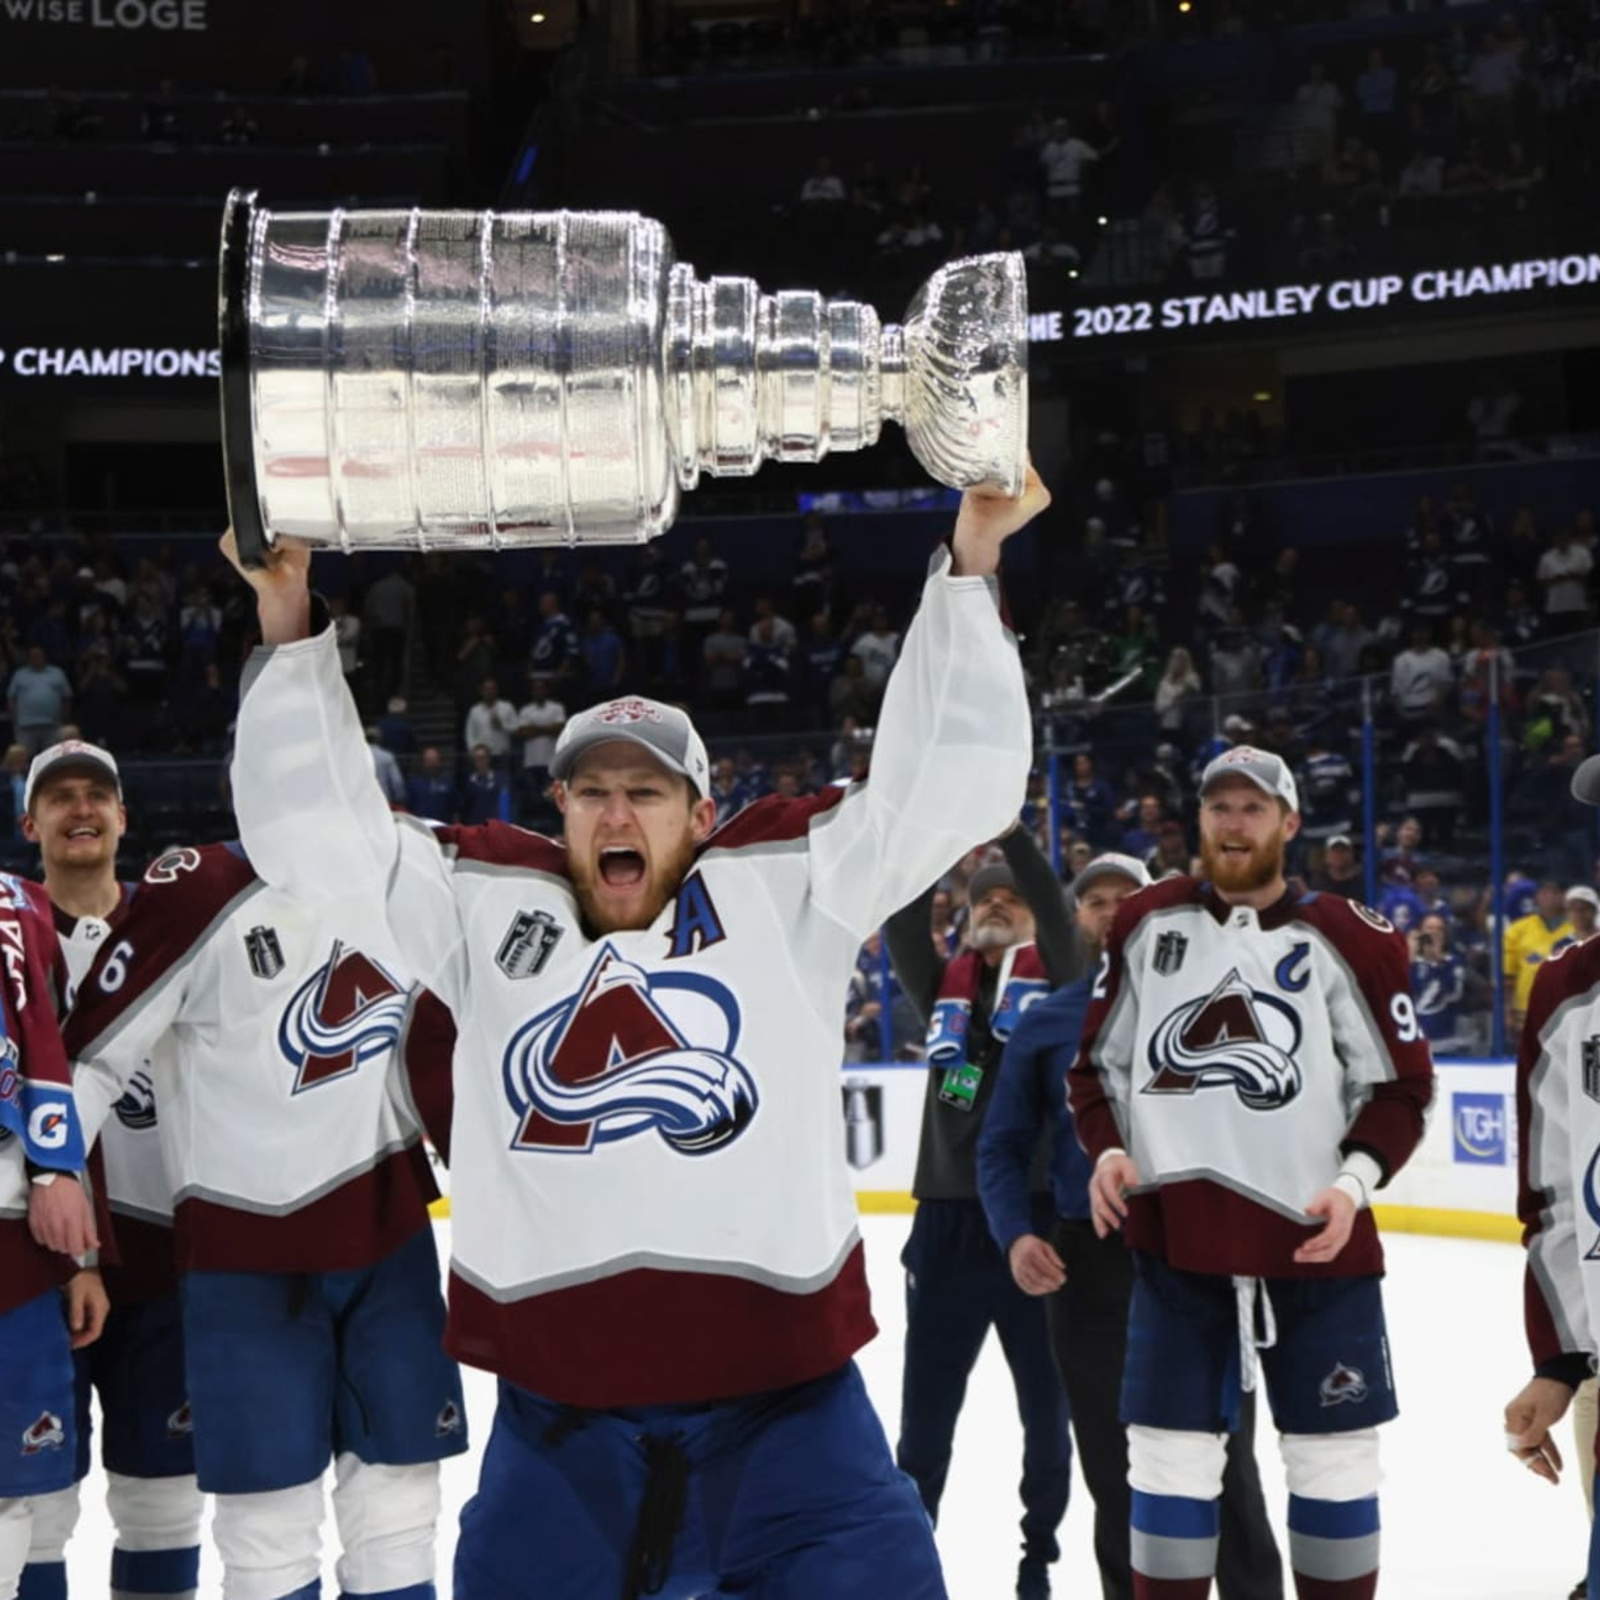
[1199,834,1285,894]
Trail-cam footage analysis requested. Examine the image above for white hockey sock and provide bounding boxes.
[331,1455,440,1597]
[213,1479,323,1600]
[107,1473,204,1600]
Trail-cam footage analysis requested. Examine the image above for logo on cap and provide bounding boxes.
[594,699,665,726]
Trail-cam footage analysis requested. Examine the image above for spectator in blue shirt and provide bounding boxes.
[1409,914,1471,1055]
[7,645,72,756]
[459,742,509,825]
[1119,793,1164,860]
[407,746,456,823]
[579,607,626,698]
[978,850,1282,1600]
[1065,752,1118,849]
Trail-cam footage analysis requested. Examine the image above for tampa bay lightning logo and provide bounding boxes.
[278,941,408,1094]
[502,942,757,1156]
[113,1069,157,1131]
[1145,968,1302,1110]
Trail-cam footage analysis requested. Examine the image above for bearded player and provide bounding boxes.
[223,467,1048,1599]
[17,741,203,1600]
[1068,747,1434,1600]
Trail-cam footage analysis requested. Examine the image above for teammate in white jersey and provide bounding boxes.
[1069,747,1433,1600]
[17,741,204,1600]
[1504,751,1600,1599]
[223,467,1048,1600]
[41,818,466,1599]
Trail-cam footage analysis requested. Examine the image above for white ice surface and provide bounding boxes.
[62,1218,1583,1598]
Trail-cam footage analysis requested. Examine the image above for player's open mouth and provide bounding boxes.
[599,847,646,889]
[66,827,100,840]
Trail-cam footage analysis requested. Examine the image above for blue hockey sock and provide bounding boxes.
[1130,1487,1220,1591]
[110,1543,202,1598]
[17,1562,67,1600]
[1286,1493,1380,1598]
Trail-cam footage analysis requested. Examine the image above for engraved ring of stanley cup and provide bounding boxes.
[219,190,1028,563]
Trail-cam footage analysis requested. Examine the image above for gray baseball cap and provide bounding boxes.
[967,860,1018,904]
[24,739,121,812]
[1199,744,1301,812]
[1573,757,1600,808]
[1071,851,1151,902]
[551,697,711,800]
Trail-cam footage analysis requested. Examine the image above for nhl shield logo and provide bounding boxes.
[1152,930,1188,977]
[436,1399,464,1437]
[245,925,286,981]
[166,1401,193,1439]
[496,910,563,980]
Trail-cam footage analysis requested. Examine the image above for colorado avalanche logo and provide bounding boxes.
[1319,1362,1369,1407]
[113,1069,157,1131]
[1580,1144,1600,1261]
[278,941,408,1093]
[1145,968,1302,1110]
[21,1411,64,1455]
[503,943,757,1156]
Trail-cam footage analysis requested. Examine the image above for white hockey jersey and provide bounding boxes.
[50,884,180,1300]
[64,843,439,1275]
[1519,936,1600,1383]
[1069,874,1434,1279]
[232,550,1029,1408]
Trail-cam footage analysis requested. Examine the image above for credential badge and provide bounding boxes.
[497,909,563,980]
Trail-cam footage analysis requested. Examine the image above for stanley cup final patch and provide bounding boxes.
[497,910,563,980]
[244,925,286,980]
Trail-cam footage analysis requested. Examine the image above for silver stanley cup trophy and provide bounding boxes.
[219,190,1027,564]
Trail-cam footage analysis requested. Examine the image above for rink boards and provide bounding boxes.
[424,1059,1520,1244]
[839,1057,1522,1243]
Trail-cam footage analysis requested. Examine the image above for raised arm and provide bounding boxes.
[999,825,1081,986]
[884,882,945,1027]
[806,469,1047,938]
[222,533,467,1003]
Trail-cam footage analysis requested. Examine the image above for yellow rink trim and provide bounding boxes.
[432,1193,1522,1243]
[1371,1203,1521,1244]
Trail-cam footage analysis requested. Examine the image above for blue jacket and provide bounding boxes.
[976,976,1095,1250]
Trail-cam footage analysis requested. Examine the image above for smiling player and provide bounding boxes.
[1068,747,1434,1600]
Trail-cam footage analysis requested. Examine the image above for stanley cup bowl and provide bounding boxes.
[219,191,1027,563]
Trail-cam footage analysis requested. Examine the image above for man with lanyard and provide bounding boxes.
[18,741,203,1600]
[885,828,1079,1600]
[978,851,1282,1600]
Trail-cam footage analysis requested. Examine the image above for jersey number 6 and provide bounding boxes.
[99,939,135,994]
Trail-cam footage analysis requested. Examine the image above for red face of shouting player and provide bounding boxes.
[557,742,717,934]
[1197,774,1299,903]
